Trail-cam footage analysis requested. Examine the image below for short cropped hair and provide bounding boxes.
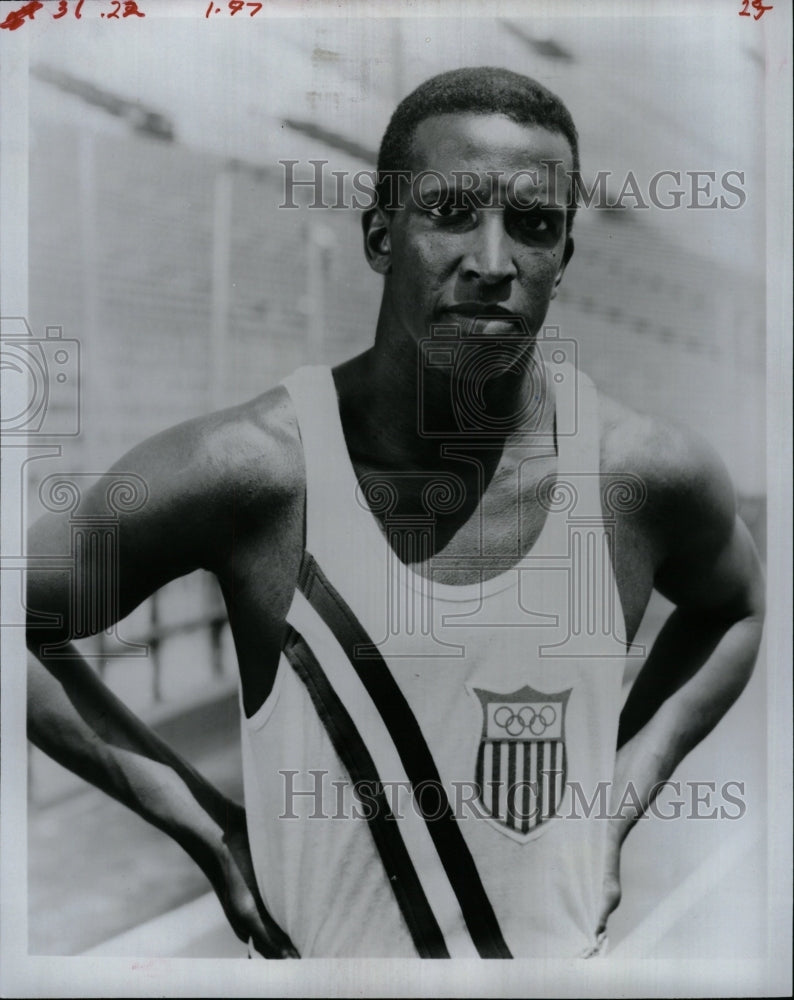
[376,66,580,230]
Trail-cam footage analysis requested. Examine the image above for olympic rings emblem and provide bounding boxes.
[493,704,557,737]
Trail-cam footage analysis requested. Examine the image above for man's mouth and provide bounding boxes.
[444,302,517,319]
[438,304,528,332]
[442,303,518,319]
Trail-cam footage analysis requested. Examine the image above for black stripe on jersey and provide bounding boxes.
[298,552,513,960]
[522,743,532,835]
[507,743,517,826]
[283,627,450,958]
[491,744,500,819]
[537,741,545,824]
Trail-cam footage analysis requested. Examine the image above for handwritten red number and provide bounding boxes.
[106,0,121,17]
[122,1,145,16]
[53,0,82,16]
[204,0,261,17]
[739,0,773,18]
[0,1,43,30]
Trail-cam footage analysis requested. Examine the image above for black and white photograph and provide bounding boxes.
[1,0,791,996]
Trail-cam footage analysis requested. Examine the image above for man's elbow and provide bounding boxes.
[731,514,766,628]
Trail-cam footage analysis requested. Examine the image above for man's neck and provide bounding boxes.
[334,332,554,474]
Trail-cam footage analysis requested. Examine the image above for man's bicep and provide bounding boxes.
[654,508,764,624]
[635,421,763,622]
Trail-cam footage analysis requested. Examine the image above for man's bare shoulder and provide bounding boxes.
[184,384,304,510]
[597,391,737,557]
[94,384,304,572]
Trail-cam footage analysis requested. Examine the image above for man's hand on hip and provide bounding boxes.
[214,804,300,958]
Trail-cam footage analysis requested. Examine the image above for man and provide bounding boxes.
[26,67,765,958]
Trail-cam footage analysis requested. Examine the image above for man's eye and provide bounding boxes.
[520,213,550,233]
[428,201,472,220]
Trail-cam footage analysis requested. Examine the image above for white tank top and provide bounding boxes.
[239,362,627,958]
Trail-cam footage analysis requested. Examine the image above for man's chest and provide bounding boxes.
[226,450,655,653]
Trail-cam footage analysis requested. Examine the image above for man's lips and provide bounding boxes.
[440,303,521,320]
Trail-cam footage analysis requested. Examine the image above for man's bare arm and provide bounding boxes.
[597,420,765,930]
[26,399,300,956]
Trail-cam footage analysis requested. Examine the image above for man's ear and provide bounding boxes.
[550,235,574,300]
[362,207,392,275]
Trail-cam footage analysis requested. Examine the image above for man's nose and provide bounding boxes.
[460,214,518,286]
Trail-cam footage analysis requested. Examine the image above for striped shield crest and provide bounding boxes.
[473,685,571,841]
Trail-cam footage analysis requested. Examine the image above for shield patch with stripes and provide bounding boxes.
[473,685,572,841]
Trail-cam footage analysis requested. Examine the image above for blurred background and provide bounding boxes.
[24,7,767,959]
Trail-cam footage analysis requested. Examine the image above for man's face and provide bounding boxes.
[371,113,574,346]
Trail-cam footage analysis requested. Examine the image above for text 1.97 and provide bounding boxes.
[205,1,264,16]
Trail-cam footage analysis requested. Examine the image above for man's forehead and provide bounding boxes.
[410,112,575,177]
